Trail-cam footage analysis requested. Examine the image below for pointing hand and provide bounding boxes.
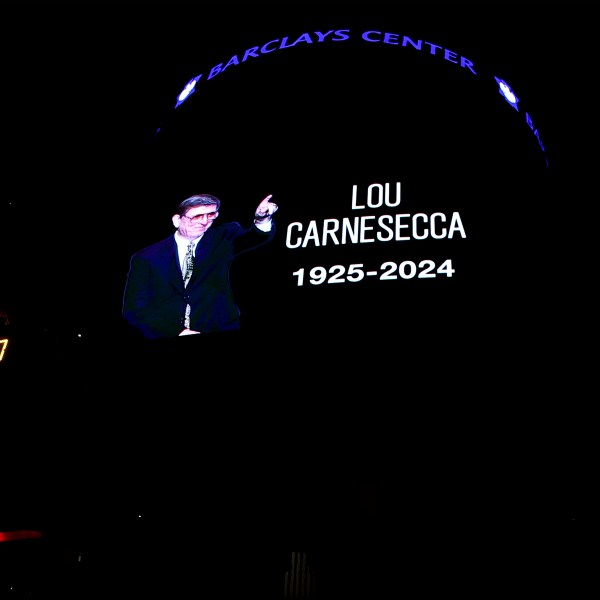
[255,194,279,220]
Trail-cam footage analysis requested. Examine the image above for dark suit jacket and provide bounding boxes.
[122,222,275,339]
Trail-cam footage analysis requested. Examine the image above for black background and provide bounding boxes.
[0,2,595,598]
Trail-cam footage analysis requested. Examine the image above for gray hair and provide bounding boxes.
[175,194,221,217]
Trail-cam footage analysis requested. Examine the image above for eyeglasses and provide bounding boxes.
[182,211,218,222]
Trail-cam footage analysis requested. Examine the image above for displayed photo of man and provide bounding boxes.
[122,193,278,339]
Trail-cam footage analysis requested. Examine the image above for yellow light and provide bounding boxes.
[0,338,8,362]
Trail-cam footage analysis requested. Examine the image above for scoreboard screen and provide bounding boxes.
[122,22,551,379]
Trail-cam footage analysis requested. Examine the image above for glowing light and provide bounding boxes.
[0,530,43,542]
[175,75,202,108]
[494,76,519,111]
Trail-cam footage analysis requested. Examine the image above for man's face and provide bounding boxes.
[176,204,219,237]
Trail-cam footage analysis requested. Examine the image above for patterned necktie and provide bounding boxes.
[183,242,194,287]
[183,242,194,328]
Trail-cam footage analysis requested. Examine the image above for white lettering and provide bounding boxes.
[285,212,467,248]
[352,182,401,209]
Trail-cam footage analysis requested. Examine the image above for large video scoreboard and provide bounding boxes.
[126,21,550,376]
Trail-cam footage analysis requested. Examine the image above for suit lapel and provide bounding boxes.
[167,236,185,289]
[189,230,215,283]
